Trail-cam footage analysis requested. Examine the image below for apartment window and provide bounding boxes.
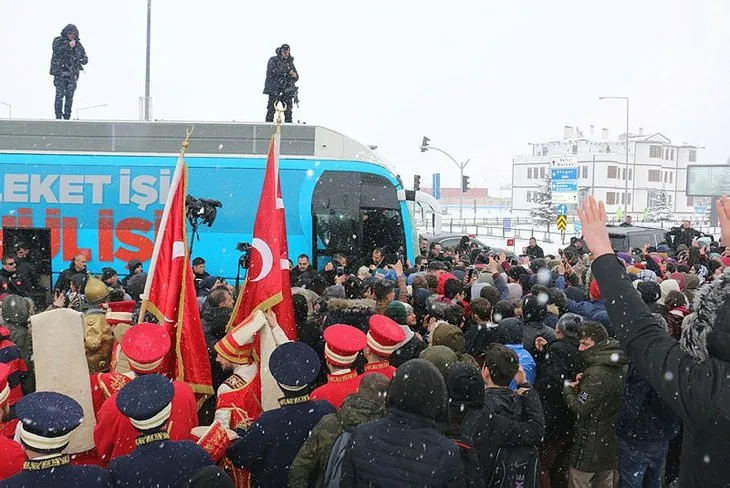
[687,196,694,207]
[606,192,617,205]
[542,147,548,156]
[582,166,588,178]
[540,167,545,178]
[664,172,668,183]
[669,172,673,184]
[670,149,675,160]
[649,145,662,158]
[607,166,618,179]
[628,169,633,180]
[572,144,578,155]
[648,169,662,182]
[689,149,697,162]
[527,168,532,179]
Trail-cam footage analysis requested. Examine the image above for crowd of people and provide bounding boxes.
[0,197,728,487]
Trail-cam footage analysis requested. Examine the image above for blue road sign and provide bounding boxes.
[551,168,578,180]
[556,204,568,215]
[503,217,512,233]
[551,181,578,192]
[432,173,441,200]
[574,219,583,233]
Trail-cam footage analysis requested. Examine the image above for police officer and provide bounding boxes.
[107,374,213,487]
[0,255,30,298]
[227,341,335,487]
[2,391,112,487]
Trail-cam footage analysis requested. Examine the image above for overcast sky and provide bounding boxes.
[1,0,729,192]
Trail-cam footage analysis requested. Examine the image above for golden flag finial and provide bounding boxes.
[181,126,195,155]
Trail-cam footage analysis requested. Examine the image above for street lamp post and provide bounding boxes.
[76,104,109,120]
[0,101,11,119]
[144,0,152,121]
[599,96,630,217]
[420,138,470,220]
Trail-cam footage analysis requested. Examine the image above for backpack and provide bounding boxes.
[323,430,352,488]
[487,445,539,488]
[454,409,487,488]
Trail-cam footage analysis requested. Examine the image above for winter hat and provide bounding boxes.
[555,313,583,339]
[385,301,408,325]
[657,244,671,253]
[522,294,548,322]
[387,358,448,421]
[564,286,586,302]
[446,362,484,405]
[383,270,398,282]
[589,280,601,301]
[126,259,142,272]
[685,274,700,291]
[657,279,680,306]
[507,283,523,304]
[419,345,458,377]
[1,295,30,325]
[125,272,148,301]
[101,267,118,282]
[185,465,234,488]
[451,270,466,282]
[324,285,346,299]
[670,273,687,291]
[616,252,633,264]
[638,269,658,282]
[477,272,495,285]
[497,317,523,345]
[470,283,489,301]
[635,280,661,304]
[431,323,465,355]
[681,267,730,362]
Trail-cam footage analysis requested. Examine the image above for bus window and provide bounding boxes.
[312,171,405,268]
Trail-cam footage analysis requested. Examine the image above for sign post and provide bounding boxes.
[432,173,441,200]
[550,158,578,205]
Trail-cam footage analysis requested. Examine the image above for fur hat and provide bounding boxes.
[680,267,730,362]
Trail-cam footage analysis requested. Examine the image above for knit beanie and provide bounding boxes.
[431,323,465,355]
[385,301,408,325]
[419,345,458,377]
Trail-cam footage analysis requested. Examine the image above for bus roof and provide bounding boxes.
[0,119,393,169]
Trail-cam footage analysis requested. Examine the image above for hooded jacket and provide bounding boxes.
[340,359,465,487]
[323,298,375,333]
[50,24,88,77]
[564,339,628,472]
[1,295,33,394]
[53,261,87,293]
[288,393,387,488]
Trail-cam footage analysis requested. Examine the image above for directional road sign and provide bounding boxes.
[556,204,568,216]
[556,214,568,232]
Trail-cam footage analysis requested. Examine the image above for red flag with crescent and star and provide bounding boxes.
[228,129,296,340]
[140,147,214,401]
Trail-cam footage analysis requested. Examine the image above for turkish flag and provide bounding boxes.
[228,130,295,338]
[140,153,213,401]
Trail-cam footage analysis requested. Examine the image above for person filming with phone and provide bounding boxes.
[50,24,88,120]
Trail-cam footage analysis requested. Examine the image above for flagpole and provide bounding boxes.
[139,127,194,323]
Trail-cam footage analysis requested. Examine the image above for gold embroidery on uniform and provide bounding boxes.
[223,374,247,391]
[278,394,310,407]
[135,431,170,447]
[23,455,71,471]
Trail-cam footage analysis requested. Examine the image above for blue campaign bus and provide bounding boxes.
[0,120,418,297]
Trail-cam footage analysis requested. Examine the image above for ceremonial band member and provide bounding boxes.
[363,315,406,379]
[108,374,213,487]
[227,341,335,487]
[83,277,115,373]
[2,392,112,487]
[310,324,367,409]
[94,323,198,463]
[0,363,25,479]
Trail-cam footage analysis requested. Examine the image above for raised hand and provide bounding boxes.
[577,196,613,258]
[716,195,730,245]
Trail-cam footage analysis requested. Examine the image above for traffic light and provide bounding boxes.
[462,175,470,193]
[420,136,430,152]
[413,174,421,191]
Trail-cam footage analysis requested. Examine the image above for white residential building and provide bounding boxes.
[511,126,706,218]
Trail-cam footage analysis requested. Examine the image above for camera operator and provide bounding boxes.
[50,24,88,120]
[263,43,299,123]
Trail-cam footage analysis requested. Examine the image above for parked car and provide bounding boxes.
[604,225,670,252]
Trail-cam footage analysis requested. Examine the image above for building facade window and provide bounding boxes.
[670,149,675,160]
[540,167,545,178]
[607,166,618,179]
[628,169,633,180]
[687,196,694,207]
[689,149,697,162]
[669,173,673,184]
[527,168,532,179]
[582,166,588,178]
[648,169,662,182]
[572,144,578,154]
[606,192,616,205]
[649,145,662,158]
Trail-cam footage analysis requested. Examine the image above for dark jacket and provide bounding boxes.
[288,393,387,488]
[54,262,86,293]
[474,387,545,480]
[0,269,29,297]
[323,298,375,333]
[522,321,556,357]
[533,337,583,442]
[2,462,111,488]
[593,254,730,487]
[263,51,298,96]
[665,226,703,250]
[616,364,680,443]
[525,245,545,259]
[50,24,88,78]
[202,306,232,390]
[291,266,317,288]
[563,339,628,472]
[227,398,335,488]
[341,408,465,487]
[390,334,427,368]
[2,295,33,394]
[340,359,464,487]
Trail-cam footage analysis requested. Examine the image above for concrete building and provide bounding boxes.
[511,125,707,218]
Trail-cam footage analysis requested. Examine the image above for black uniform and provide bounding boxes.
[49,24,88,120]
[263,45,299,123]
[1,456,111,488]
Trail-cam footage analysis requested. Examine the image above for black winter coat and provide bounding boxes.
[534,337,583,442]
[522,321,556,357]
[54,263,86,292]
[340,408,465,487]
[50,25,88,78]
[323,298,375,333]
[616,364,680,443]
[525,245,545,259]
[593,254,730,487]
[263,53,298,96]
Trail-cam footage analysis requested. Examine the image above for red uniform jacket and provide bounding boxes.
[94,380,198,464]
[364,360,397,380]
[215,373,263,431]
[0,435,25,480]
[310,370,361,409]
[89,372,133,415]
